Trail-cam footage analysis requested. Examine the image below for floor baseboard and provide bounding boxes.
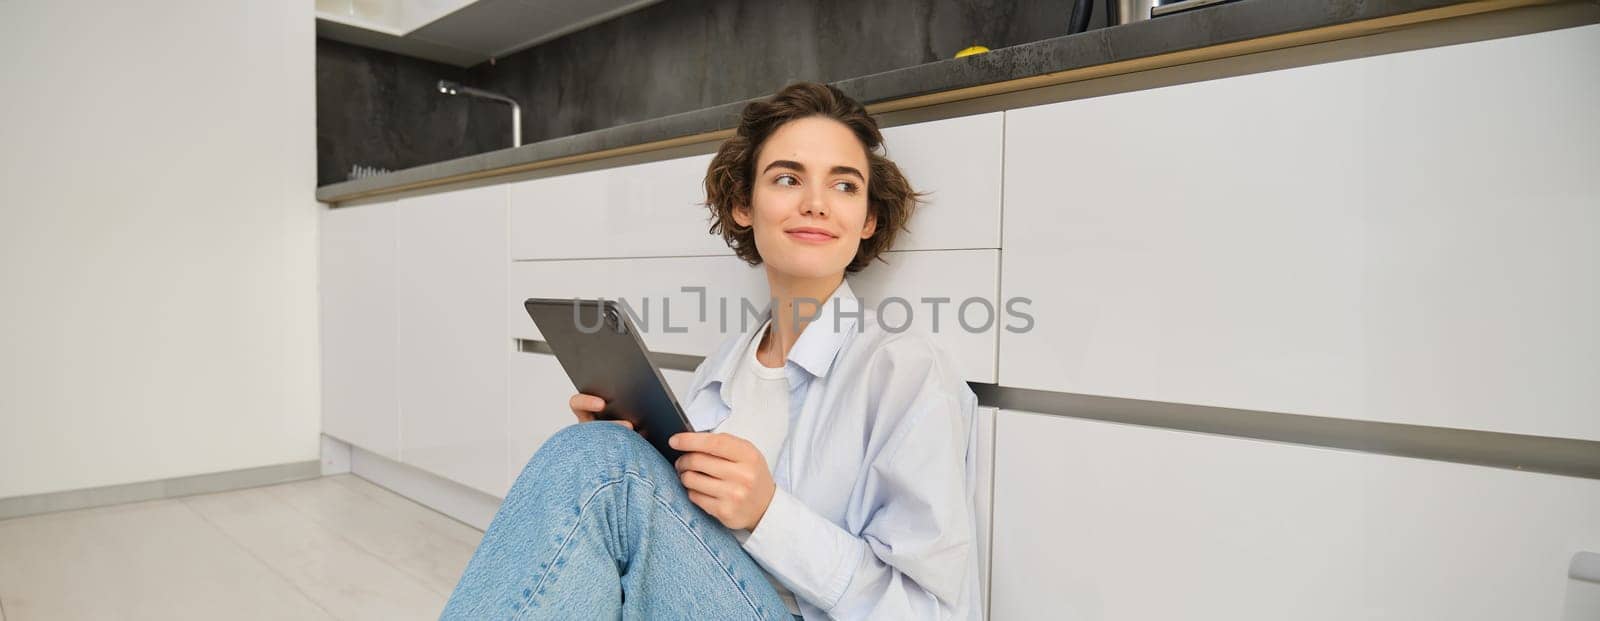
[0,459,322,521]
[346,444,502,531]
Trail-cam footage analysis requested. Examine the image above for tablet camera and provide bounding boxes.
[603,306,624,333]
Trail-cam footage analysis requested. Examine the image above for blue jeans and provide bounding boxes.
[441,421,799,620]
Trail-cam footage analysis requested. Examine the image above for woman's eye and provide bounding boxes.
[775,174,799,187]
[833,181,859,193]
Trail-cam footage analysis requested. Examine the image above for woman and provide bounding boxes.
[443,82,981,620]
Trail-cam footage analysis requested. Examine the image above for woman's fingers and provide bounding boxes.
[673,451,743,482]
[569,392,604,412]
[679,469,738,500]
[567,392,641,434]
[567,392,640,434]
[568,393,605,421]
[668,432,757,463]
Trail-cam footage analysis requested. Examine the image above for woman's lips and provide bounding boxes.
[785,230,836,243]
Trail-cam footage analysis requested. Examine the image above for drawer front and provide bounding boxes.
[881,112,1003,251]
[989,409,1600,620]
[508,249,999,382]
[998,25,1600,440]
[508,154,726,260]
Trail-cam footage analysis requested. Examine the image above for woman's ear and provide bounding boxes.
[861,208,877,239]
[732,202,753,229]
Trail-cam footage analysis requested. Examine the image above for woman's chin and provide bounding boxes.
[766,256,848,281]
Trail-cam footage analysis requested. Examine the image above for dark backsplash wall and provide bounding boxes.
[318,0,1102,186]
[316,39,507,186]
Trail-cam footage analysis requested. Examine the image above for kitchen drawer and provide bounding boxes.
[989,409,1600,620]
[507,249,999,382]
[504,351,695,497]
[395,185,509,496]
[880,112,1003,251]
[998,25,1600,440]
[318,202,400,460]
[508,154,726,260]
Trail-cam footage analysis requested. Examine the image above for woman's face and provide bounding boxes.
[734,116,876,281]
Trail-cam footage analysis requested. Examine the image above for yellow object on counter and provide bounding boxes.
[954,45,990,58]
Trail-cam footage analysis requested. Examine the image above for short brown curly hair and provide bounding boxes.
[703,82,923,273]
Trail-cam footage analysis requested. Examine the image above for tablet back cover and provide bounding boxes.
[524,297,691,461]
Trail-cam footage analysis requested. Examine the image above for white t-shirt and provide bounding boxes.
[713,317,800,614]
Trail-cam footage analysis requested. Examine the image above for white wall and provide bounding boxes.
[0,1,320,498]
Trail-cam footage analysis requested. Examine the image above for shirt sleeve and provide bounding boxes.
[741,337,979,619]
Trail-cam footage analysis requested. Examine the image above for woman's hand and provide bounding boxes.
[669,432,775,531]
[567,392,634,432]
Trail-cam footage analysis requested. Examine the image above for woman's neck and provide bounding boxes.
[756,270,844,369]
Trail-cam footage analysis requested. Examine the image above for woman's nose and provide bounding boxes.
[802,186,828,217]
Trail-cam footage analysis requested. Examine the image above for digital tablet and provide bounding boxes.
[524,297,693,462]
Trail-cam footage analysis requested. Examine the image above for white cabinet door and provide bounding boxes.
[881,112,1003,251]
[999,25,1600,440]
[318,202,399,460]
[508,249,999,382]
[989,409,1600,620]
[504,351,696,497]
[395,185,509,496]
[508,154,726,260]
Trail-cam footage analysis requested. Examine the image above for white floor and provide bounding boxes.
[0,475,484,621]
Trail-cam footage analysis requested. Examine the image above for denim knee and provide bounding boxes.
[523,421,671,485]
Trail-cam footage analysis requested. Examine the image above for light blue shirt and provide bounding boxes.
[682,278,983,620]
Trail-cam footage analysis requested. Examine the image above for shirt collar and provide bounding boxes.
[706,277,863,402]
[789,277,864,378]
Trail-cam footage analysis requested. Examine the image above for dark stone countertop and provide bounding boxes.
[316,0,1502,204]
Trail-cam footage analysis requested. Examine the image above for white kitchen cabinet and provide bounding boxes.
[989,409,1600,620]
[508,249,999,382]
[509,154,726,260]
[880,112,1003,251]
[503,351,696,496]
[999,25,1600,440]
[395,184,509,496]
[318,201,400,460]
